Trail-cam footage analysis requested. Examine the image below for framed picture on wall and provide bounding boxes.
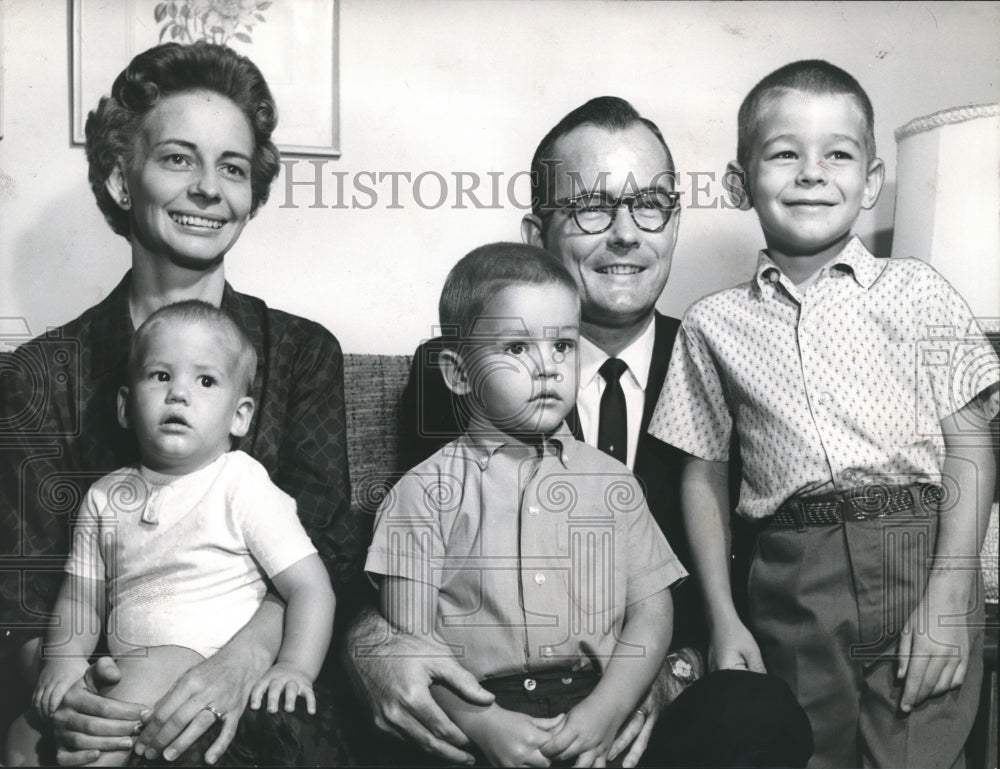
[71,0,340,157]
[1,0,5,141]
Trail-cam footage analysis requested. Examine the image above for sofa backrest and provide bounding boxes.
[343,353,412,519]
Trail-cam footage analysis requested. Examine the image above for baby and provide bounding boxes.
[7,300,335,766]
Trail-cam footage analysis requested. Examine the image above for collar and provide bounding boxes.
[754,235,886,296]
[137,453,228,524]
[578,314,656,392]
[459,422,576,470]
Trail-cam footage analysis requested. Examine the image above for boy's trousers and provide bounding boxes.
[748,499,984,769]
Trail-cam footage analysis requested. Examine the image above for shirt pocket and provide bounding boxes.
[561,523,627,618]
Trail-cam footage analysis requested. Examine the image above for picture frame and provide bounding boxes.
[0,0,5,141]
[71,0,340,157]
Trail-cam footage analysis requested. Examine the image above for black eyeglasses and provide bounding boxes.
[545,189,682,234]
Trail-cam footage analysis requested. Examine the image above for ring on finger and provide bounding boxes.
[202,704,225,721]
[635,707,648,720]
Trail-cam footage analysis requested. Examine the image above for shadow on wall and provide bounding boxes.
[871,180,896,258]
[871,227,893,259]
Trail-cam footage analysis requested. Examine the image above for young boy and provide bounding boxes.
[649,60,1000,768]
[365,243,685,767]
[6,301,335,766]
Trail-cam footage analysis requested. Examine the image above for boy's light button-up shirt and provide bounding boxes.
[365,424,685,681]
[648,236,1000,520]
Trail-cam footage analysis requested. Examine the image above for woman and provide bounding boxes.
[0,42,360,765]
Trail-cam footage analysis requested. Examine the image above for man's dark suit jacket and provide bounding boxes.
[396,311,706,651]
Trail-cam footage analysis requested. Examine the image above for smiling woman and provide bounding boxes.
[108,90,255,271]
[0,41,358,766]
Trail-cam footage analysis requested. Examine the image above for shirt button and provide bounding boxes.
[534,573,546,585]
[819,392,832,405]
[478,455,488,468]
[528,505,539,516]
[542,646,553,658]
[523,678,537,691]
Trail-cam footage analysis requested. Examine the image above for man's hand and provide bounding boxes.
[897,578,972,713]
[607,648,703,767]
[606,682,657,768]
[345,608,494,764]
[51,657,146,767]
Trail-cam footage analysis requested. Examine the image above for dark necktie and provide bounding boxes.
[597,358,628,464]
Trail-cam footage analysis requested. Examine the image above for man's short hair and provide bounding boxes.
[128,300,257,394]
[737,59,876,169]
[530,96,676,216]
[438,242,578,342]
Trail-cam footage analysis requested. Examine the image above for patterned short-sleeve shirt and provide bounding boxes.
[648,236,1000,520]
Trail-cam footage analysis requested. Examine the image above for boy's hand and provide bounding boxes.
[33,657,91,719]
[897,578,972,713]
[710,619,766,673]
[541,697,618,767]
[249,662,316,715]
[474,707,563,767]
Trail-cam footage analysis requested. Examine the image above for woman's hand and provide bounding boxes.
[131,637,271,765]
[133,596,282,764]
[51,657,146,767]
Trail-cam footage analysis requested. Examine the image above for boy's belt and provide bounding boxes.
[771,483,942,528]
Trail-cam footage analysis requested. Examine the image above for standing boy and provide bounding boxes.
[366,243,684,767]
[649,59,1000,768]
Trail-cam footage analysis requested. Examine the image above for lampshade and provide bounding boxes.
[890,104,1000,319]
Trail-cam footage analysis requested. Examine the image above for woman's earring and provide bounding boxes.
[121,194,130,208]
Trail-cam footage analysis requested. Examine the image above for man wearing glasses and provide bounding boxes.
[348,97,812,768]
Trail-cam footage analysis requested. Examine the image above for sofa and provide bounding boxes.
[343,353,414,520]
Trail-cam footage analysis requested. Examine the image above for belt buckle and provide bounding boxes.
[790,499,807,532]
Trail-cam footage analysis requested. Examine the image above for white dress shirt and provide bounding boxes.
[577,315,656,471]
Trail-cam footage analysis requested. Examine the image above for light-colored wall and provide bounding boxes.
[2,0,998,353]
